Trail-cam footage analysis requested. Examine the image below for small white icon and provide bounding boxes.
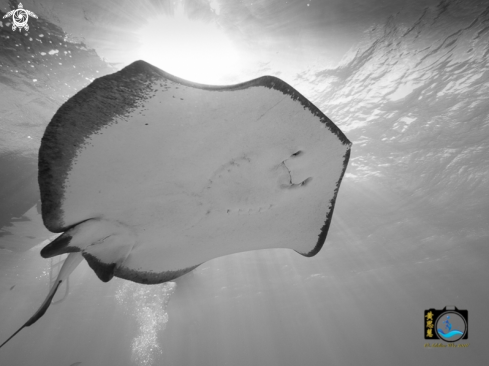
[3,3,38,32]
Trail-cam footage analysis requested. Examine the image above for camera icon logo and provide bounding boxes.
[424,306,468,342]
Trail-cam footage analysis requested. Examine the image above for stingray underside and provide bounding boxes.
[38,60,351,284]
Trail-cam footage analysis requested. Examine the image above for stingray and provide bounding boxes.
[0,60,351,348]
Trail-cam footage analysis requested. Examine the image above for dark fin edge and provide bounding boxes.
[297,146,352,257]
[40,233,75,258]
[114,264,200,284]
[82,252,116,282]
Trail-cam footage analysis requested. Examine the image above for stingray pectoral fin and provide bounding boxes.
[40,219,100,258]
[0,253,83,349]
[81,233,135,282]
[40,232,77,258]
[40,219,135,283]
[82,252,117,282]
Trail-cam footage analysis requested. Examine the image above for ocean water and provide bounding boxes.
[1,0,488,365]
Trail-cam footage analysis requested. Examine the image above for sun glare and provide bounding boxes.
[137,6,240,85]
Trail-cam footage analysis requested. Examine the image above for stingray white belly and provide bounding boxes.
[38,60,351,284]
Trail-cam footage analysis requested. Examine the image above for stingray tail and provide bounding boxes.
[0,252,83,349]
